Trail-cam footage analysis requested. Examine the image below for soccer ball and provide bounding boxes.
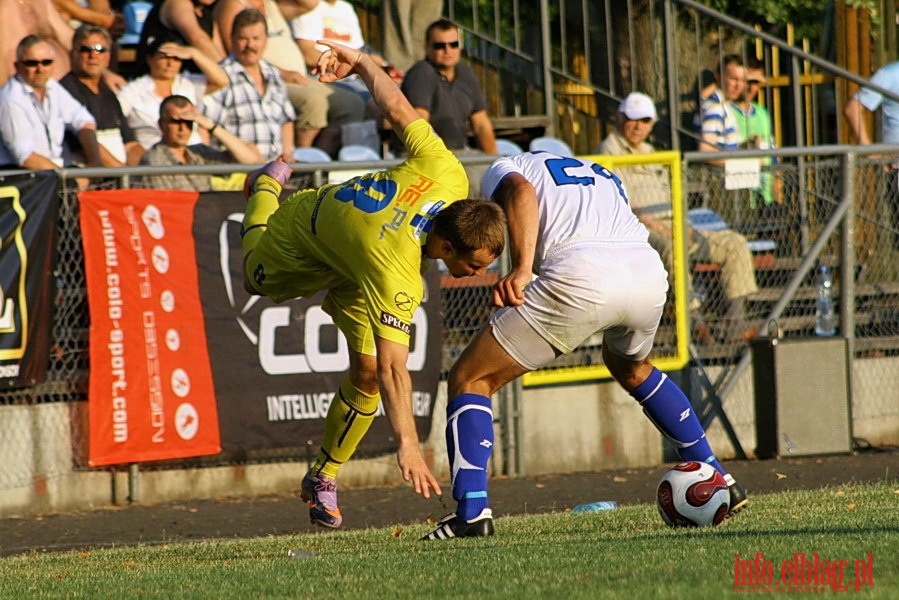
[656,461,729,527]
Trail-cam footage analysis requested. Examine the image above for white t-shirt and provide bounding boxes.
[262,0,307,75]
[481,151,649,274]
[117,74,207,149]
[290,0,365,52]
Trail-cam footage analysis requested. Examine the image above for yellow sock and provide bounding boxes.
[241,174,282,256]
[311,377,380,479]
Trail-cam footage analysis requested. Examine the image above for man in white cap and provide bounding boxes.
[595,92,759,343]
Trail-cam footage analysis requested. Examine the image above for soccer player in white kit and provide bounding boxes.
[423,151,747,540]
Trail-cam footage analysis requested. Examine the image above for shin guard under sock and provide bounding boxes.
[630,368,730,481]
[311,378,380,480]
[445,393,494,520]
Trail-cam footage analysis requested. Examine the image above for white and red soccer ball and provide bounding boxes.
[656,461,729,527]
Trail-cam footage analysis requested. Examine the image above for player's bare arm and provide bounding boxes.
[491,173,538,307]
[314,40,421,135]
[375,336,442,498]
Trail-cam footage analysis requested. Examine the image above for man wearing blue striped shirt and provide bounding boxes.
[697,54,744,158]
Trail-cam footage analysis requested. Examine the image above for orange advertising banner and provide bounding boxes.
[79,189,221,466]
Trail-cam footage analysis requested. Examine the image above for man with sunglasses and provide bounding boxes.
[0,35,102,170]
[401,19,497,156]
[137,94,263,191]
[60,24,144,167]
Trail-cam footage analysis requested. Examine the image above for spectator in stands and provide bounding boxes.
[697,54,743,158]
[0,0,75,84]
[401,18,497,155]
[216,0,364,151]
[203,8,296,160]
[137,0,225,73]
[0,35,101,169]
[138,94,263,191]
[844,60,899,147]
[52,0,125,39]
[60,24,144,166]
[597,92,758,343]
[730,56,777,208]
[118,37,228,150]
[292,0,400,100]
[843,59,899,246]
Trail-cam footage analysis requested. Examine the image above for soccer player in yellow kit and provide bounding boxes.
[240,40,507,528]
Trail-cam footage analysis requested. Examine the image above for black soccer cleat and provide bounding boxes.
[422,508,495,540]
[728,482,748,516]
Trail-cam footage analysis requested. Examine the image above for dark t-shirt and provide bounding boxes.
[136,0,218,74]
[59,73,136,143]
[401,60,487,150]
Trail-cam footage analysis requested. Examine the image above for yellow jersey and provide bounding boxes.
[247,119,469,352]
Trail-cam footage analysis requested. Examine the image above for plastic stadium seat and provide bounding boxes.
[337,144,382,162]
[529,136,574,157]
[328,145,385,184]
[292,147,332,163]
[495,138,524,156]
[687,208,729,231]
[119,1,153,46]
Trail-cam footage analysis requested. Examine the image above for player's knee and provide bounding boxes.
[603,347,652,391]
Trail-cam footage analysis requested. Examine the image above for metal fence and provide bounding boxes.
[2,142,899,495]
[447,0,899,157]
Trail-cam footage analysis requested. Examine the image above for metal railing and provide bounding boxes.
[446,0,899,155]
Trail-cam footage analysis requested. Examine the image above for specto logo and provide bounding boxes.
[733,552,874,593]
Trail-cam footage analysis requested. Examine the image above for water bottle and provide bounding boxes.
[572,501,619,513]
[814,265,836,337]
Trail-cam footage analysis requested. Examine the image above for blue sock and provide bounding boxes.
[630,368,732,483]
[445,393,494,520]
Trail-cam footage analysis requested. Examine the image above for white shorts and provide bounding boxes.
[490,241,668,370]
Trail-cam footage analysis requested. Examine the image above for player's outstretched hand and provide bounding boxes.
[314,40,364,83]
[244,158,293,198]
[397,444,442,499]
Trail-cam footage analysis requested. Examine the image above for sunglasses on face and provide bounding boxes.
[431,40,460,51]
[21,59,54,67]
[79,45,109,54]
[165,118,194,127]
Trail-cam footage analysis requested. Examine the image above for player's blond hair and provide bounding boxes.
[432,200,506,258]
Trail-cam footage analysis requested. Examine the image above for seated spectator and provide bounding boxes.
[0,0,75,84]
[137,0,225,74]
[52,0,125,38]
[203,8,296,160]
[138,94,263,191]
[730,56,778,208]
[696,54,743,158]
[59,24,143,166]
[595,92,759,342]
[401,19,497,155]
[215,0,365,151]
[292,0,400,101]
[118,38,228,150]
[0,34,101,169]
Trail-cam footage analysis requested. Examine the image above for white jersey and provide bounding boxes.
[480,151,649,273]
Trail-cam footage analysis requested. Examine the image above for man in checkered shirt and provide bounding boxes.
[203,8,295,160]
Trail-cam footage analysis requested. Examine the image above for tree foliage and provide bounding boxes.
[683,0,875,42]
